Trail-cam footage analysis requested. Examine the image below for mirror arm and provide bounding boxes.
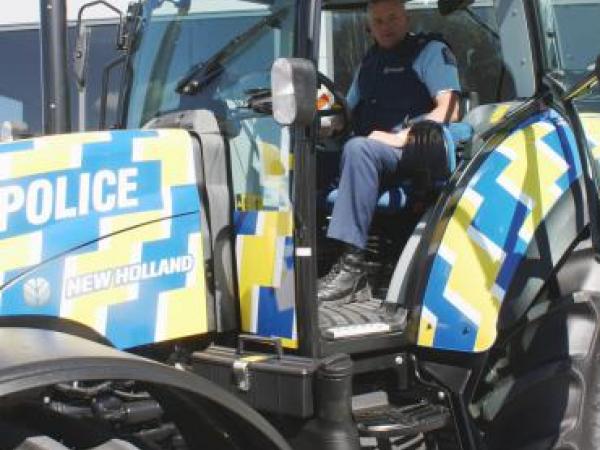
[562,54,599,103]
[77,1,126,49]
[100,54,127,130]
[563,73,598,102]
[73,1,126,91]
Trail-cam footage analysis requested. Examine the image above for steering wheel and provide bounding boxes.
[316,71,352,139]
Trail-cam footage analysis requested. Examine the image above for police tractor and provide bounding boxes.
[0,0,599,449]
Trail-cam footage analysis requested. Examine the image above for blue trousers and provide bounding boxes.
[327,136,408,249]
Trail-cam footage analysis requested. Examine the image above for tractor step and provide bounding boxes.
[324,322,395,339]
[354,401,450,438]
[320,300,407,340]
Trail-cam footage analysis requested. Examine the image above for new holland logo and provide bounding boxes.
[23,277,51,307]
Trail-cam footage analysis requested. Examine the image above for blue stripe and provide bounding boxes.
[0,140,34,153]
[469,152,513,248]
[234,211,259,235]
[495,202,530,291]
[423,256,477,351]
[256,287,295,338]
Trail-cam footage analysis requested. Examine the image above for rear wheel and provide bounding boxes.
[477,292,600,449]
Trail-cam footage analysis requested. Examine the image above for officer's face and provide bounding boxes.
[367,0,409,49]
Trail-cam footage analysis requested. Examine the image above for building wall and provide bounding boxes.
[0,0,132,28]
[0,1,130,137]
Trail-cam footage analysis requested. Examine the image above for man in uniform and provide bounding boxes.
[319,0,461,303]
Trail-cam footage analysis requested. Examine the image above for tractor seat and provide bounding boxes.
[326,122,473,213]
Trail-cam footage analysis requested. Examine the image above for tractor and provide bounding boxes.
[0,0,599,448]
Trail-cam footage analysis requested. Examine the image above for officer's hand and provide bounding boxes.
[368,130,409,148]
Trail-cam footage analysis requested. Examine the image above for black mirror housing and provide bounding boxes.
[73,25,90,90]
[271,58,317,126]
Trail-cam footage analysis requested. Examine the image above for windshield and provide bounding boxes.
[536,0,600,74]
[125,0,296,128]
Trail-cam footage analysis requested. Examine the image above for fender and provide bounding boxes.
[415,109,585,352]
[0,314,113,346]
[0,327,292,450]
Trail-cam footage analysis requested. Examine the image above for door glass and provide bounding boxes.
[537,0,600,74]
[320,0,505,104]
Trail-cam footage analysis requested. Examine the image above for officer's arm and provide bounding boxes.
[368,91,458,147]
[425,90,460,123]
[367,42,461,148]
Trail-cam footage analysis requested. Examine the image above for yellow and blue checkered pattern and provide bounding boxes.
[0,130,210,349]
[235,210,296,349]
[418,110,582,352]
[233,127,297,348]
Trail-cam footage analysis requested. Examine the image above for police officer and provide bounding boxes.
[319,0,461,303]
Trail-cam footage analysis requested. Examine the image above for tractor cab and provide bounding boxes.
[111,0,560,358]
[117,0,486,357]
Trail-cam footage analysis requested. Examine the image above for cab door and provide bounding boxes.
[213,2,299,349]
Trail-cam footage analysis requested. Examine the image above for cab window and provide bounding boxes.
[319,0,507,105]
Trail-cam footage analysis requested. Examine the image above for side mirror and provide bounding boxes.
[271,58,317,127]
[438,0,474,16]
[73,0,126,91]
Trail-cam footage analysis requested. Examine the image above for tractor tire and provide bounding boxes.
[481,291,600,450]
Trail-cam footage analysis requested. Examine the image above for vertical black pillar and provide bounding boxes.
[40,0,71,134]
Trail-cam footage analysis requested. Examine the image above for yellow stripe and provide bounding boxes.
[261,141,286,176]
[280,337,298,349]
[133,130,196,187]
[2,132,110,180]
[489,104,512,125]
[581,114,600,160]
[157,287,208,340]
[503,124,566,239]
[158,233,208,340]
[0,232,42,273]
[239,241,277,330]
[100,210,168,242]
[417,310,437,347]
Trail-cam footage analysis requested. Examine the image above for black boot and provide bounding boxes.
[318,247,370,305]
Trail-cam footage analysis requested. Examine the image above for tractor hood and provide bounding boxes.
[0,129,213,349]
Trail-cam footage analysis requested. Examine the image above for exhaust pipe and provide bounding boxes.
[40,0,71,134]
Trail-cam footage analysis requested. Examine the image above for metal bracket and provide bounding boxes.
[232,360,251,392]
